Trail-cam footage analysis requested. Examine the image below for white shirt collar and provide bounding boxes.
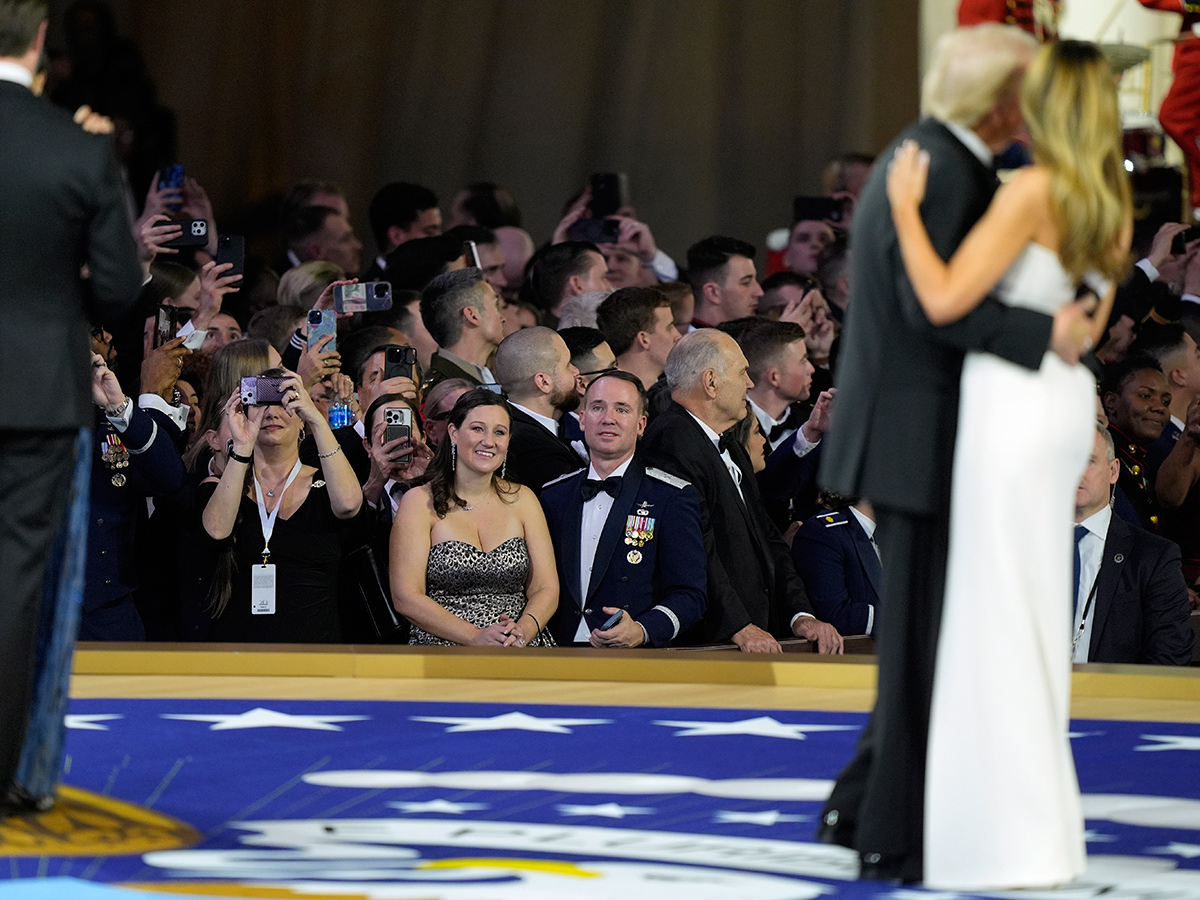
[685,410,722,449]
[511,401,560,436]
[849,506,876,541]
[586,455,634,482]
[747,397,784,433]
[1079,503,1112,541]
[0,61,33,89]
[1172,415,1185,434]
[941,119,994,169]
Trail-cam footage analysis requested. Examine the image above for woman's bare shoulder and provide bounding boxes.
[397,483,436,517]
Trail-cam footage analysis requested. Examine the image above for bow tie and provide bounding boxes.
[768,407,807,444]
[717,431,738,455]
[580,476,622,501]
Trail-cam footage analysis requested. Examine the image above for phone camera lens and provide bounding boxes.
[374,284,387,298]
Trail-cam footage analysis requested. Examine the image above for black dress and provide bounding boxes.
[195,478,346,643]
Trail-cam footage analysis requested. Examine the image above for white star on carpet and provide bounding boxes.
[161,707,369,731]
[1135,734,1200,752]
[64,714,123,731]
[388,799,489,815]
[888,891,968,900]
[713,809,811,826]
[556,802,654,819]
[1068,730,1103,739]
[410,712,611,733]
[1084,830,1118,843]
[653,716,857,740]
[1148,842,1200,858]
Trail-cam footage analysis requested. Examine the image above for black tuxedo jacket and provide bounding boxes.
[504,405,585,496]
[791,508,882,636]
[641,402,813,643]
[0,81,142,429]
[1089,513,1194,665]
[821,118,1052,516]
[540,457,707,647]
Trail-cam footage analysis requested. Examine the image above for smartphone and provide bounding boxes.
[384,344,417,382]
[589,172,629,218]
[567,217,621,244]
[1171,225,1200,256]
[215,234,245,281]
[154,304,181,349]
[463,240,482,270]
[162,217,210,249]
[307,309,337,353]
[334,281,393,313]
[793,195,845,225]
[600,609,625,630]
[157,163,184,211]
[239,375,287,406]
[383,406,413,462]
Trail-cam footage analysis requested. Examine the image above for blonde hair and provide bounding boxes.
[277,260,345,310]
[922,24,1037,128]
[1022,40,1132,283]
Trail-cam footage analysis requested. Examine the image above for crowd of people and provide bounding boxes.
[55,40,1193,666]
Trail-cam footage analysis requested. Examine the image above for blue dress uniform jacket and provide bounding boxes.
[791,509,882,636]
[540,457,706,647]
[84,404,187,639]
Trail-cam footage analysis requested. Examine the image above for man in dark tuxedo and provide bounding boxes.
[494,326,585,494]
[419,268,505,392]
[792,500,882,637]
[541,371,706,647]
[1074,427,1194,666]
[0,0,142,816]
[817,24,1098,880]
[640,329,842,654]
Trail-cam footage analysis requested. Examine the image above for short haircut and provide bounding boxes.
[494,326,562,397]
[279,180,343,228]
[1097,422,1116,465]
[558,326,608,372]
[1100,351,1163,397]
[524,241,601,312]
[686,235,757,294]
[384,235,464,293]
[736,320,807,384]
[760,270,819,310]
[443,223,498,250]
[0,0,45,56]
[341,327,403,387]
[422,377,475,420]
[921,24,1038,128]
[664,328,733,392]
[556,290,610,329]
[716,316,767,345]
[657,280,695,320]
[585,369,648,415]
[1130,322,1190,372]
[596,286,671,356]
[360,289,422,333]
[283,205,338,254]
[147,259,199,305]
[247,303,306,354]
[357,342,407,387]
[420,267,488,347]
[457,182,522,229]
[368,181,438,250]
[364,392,418,444]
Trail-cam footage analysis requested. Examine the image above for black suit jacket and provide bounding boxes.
[1088,513,1194,665]
[540,457,707,647]
[0,81,142,429]
[821,118,1052,516]
[642,402,814,643]
[504,405,585,496]
[791,508,882,636]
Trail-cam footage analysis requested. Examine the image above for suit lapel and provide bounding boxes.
[1089,517,1129,658]
[848,515,883,602]
[560,478,585,610]
[586,466,644,603]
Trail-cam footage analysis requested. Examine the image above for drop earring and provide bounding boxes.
[501,455,507,480]
[451,442,457,472]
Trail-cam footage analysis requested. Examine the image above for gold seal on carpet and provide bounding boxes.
[0,785,198,856]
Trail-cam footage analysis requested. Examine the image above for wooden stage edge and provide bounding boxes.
[68,643,1200,722]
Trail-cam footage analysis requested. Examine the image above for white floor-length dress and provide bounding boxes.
[924,243,1097,890]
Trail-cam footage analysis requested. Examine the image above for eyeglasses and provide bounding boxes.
[577,363,619,379]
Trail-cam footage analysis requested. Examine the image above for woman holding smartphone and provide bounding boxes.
[196,367,362,642]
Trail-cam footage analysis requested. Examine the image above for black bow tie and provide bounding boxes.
[580,476,622,501]
[768,407,807,444]
[717,431,738,455]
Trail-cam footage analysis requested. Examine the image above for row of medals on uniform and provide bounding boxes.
[625,503,654,565]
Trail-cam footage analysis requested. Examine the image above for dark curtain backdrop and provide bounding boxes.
[78,0,919,261]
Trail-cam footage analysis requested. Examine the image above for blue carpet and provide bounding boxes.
[1,698,1199,898]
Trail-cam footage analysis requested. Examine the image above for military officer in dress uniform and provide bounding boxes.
[539,371,707,647]
[1102,354,1171,532]
[84,354,187,640]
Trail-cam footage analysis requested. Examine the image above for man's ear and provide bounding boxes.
[1101,391,1117,417]
[461,304,481,329]
[702,367,719,398]
[635,330,652,351]
[386,224,406,251]
[1169,366,1188,390]
[533,370,553,396]
[765,366,781,390]
[701,282,722,308]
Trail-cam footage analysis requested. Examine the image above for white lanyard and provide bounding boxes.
[253,459,303,564]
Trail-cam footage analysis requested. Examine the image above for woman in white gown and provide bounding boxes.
[887,40,1132,890]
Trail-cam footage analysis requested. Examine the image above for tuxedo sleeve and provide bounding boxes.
[639,485,707,647]
[123,404,188,497]
[85,136,143,323]
[1139,539,1195,665]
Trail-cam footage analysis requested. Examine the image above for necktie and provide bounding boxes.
[580,476,622,501]
[1073,524,1088,620]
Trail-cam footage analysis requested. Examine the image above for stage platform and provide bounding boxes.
[0,645,1198,899]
